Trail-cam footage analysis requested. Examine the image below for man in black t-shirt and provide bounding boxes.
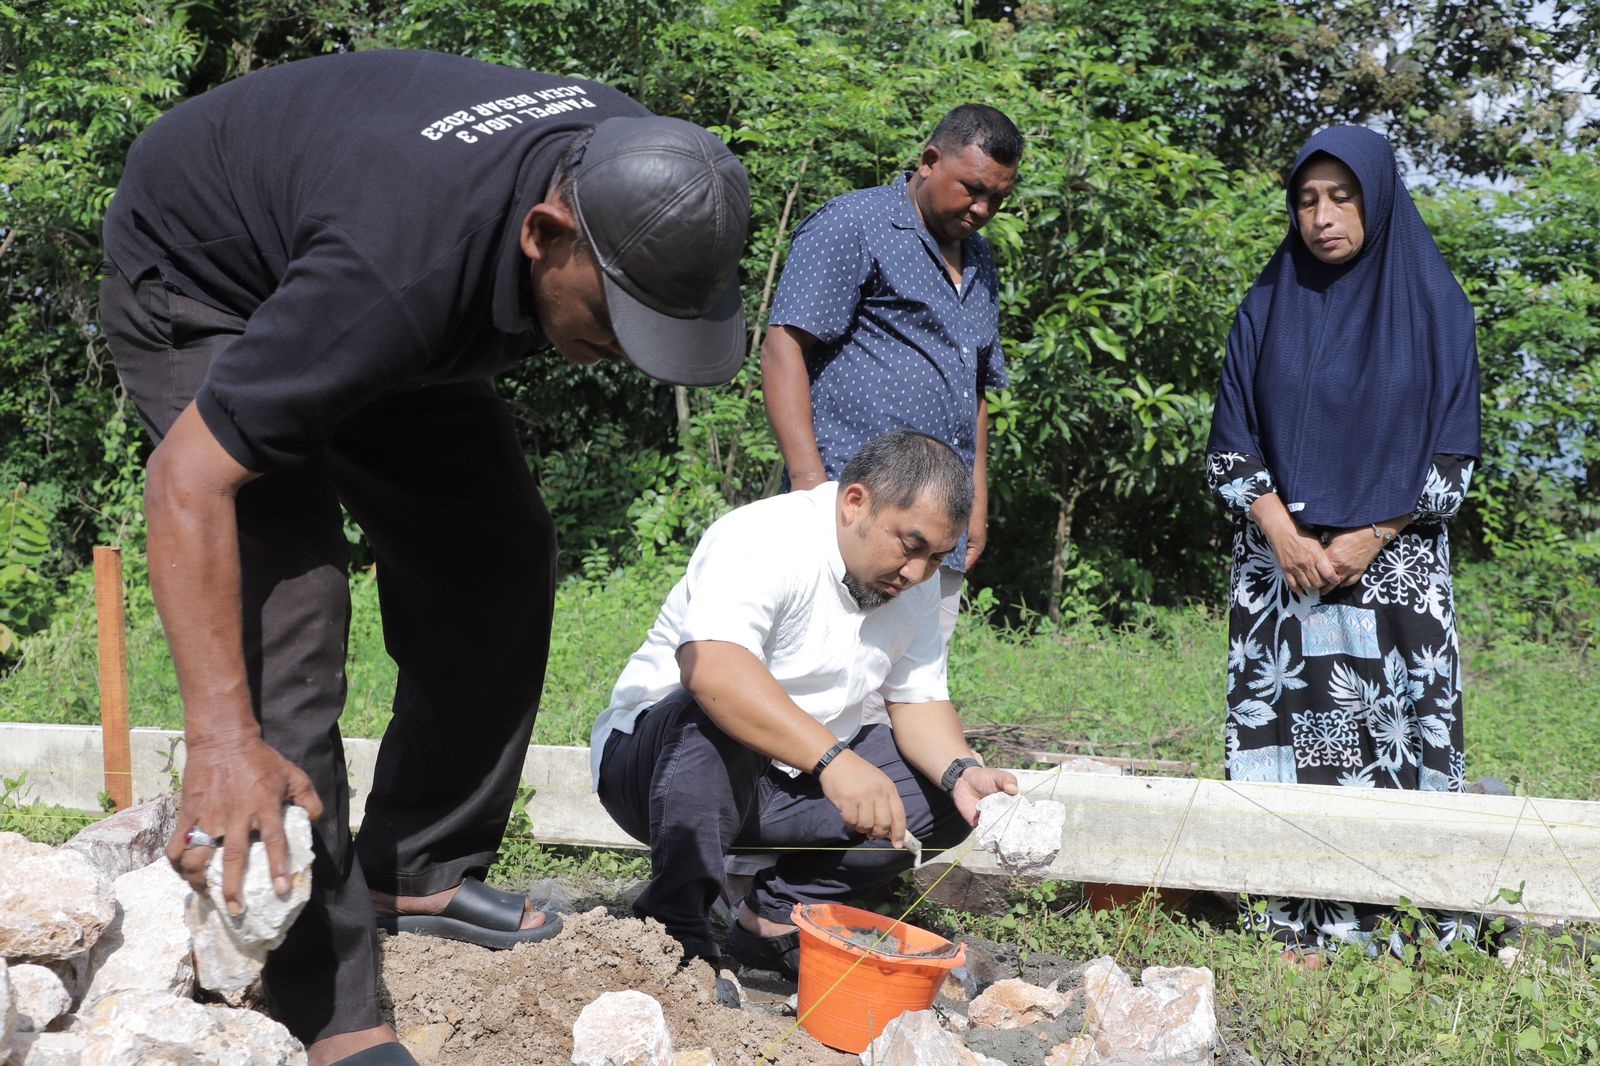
[99,50,749,1066]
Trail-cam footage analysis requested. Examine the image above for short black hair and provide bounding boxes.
[840,429,973,526]
[929,104,1023,168]
[549,127,598,257]
[549,126,597,204]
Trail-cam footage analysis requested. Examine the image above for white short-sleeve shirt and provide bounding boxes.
[589,482,949,789]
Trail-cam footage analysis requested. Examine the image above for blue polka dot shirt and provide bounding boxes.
[769,173,1008,573]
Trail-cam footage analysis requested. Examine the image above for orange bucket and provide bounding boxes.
[790,902,965,1053]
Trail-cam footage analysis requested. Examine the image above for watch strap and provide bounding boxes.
[940,756,982,793]
[811,740,849,777]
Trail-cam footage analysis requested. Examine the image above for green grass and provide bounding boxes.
[5,557,1598,1062]
[4,561,1596,800]
[950,606,1227,773]
[0,772,103,844]
[936,888,1600,1064]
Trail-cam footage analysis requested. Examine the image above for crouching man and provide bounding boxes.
[590,429,1018,972]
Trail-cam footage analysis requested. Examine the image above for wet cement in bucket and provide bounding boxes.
[826,922,963,960]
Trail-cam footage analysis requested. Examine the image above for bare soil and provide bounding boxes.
[377,908,856,1065]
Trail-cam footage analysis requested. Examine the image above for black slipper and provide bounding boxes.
[726,921,801,978]
[375,879,563,949]
[332,1043,420,1065]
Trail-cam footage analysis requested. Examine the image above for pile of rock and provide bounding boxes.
[879,954,1217,1065]
[0,797,311,1065]
[570,945,1217,1065]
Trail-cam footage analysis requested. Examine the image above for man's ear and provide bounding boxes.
[839,483,871,527]
[917,144,942,179]
[519,202,580,263]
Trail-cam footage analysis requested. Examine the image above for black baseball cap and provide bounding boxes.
[569,116,750,387]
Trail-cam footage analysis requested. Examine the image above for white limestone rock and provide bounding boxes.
[1,958,15,1050]
[1080,957,1218,1065]
[28,956,90,1012]
[186,806,313,995]
[63,795,180,883]
[973,793,1066,876]
[1044,1036,1101,1065]
[859,1009,1001,1064]
[7,964,70,1033]
[967,978,1076,1030]
[572,990,673,1066]
[78,989,305,1065]
[0,834,115,962]
[5,1030,88,1065]
[82,859,196,1009]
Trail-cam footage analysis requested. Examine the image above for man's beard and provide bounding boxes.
[843,573,890,610]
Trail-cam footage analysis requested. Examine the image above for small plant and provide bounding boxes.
[0,485,55,657]
[485,786,651,894]
[0,772,99,846]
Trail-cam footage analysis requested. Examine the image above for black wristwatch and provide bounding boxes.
[940,756,982,793]
[811,741,849,777]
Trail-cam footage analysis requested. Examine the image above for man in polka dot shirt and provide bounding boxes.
[761,104,1022,711]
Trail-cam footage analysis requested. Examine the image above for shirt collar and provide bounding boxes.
[811,482,854,606]
[491,137,570,343]
[891,171,978,274]
[889,172,923,233]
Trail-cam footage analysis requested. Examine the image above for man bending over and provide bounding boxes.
[590,429,1018,972]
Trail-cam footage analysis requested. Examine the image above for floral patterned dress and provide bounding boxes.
[1207,450,1479,954]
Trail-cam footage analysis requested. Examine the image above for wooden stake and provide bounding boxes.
[93,546,133,810]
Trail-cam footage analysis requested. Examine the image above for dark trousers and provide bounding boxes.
[596,689,969,962]
[98,268,556,1044]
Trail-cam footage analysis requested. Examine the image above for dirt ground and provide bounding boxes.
[378,908,857,1065]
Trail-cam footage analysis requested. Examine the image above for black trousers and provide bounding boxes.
[98,267,556,1044]
[596,689,969,962]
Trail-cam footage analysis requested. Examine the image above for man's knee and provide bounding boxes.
[598,691,766,839]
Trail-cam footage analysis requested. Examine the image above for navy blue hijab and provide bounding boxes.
[1207,125,1481,528]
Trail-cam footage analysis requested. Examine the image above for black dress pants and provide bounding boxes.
[596,689,970,963]
[98,267,556,1044]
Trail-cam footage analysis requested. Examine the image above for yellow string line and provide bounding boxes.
[1479,797,1532,919]
[1528,795,1600,918]
[2,806,1589,879]
[736,846,1599,866]
[1204,780,1599,929]
[1214,779,1484,906]
[1054,776,1205,1065]
[8,769,1599,834]
[11,759,1598,1055]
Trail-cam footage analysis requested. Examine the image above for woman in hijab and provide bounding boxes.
[1205,125,1482,962]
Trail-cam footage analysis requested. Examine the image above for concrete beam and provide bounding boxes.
[4,725,1596,922]
[1002,768,1600,924]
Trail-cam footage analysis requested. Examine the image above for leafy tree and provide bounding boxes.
[1049,0,1599,178]
[1,0,1595,653]
[1422,147,1600,645]
[0,0,201,623]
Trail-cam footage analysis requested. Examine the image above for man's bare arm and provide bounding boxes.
[149,403,323,910]
[759,325,828,490]
[886,698,1017,825]
[678,639,906,843]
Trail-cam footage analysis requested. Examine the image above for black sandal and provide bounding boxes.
[376,879,563,949]
[726,921,801,978]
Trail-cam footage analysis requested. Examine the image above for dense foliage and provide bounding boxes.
[2,0,1596,654]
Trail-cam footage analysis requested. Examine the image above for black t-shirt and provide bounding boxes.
[103,50,648,472]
